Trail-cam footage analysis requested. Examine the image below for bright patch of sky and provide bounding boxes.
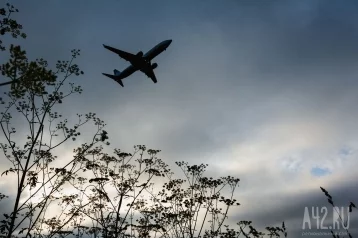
[310,167,331,177]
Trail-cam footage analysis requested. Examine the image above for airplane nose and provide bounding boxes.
[166,39,172,45]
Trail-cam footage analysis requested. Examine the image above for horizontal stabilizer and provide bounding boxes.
[102,73,124,87]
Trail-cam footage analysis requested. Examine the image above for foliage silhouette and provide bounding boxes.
[0,3,26,86]
[0,2,107,238]
[320,187,356,238]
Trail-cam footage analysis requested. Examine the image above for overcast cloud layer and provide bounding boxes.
[1,0,358,237]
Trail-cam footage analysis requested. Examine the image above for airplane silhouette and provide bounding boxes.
[102,39,172,87]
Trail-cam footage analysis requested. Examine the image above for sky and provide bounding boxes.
[1,0,358,237]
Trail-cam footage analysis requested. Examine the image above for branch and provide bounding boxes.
[0,79,20,87]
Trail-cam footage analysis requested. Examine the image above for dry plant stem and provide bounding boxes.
[2,54,86,238]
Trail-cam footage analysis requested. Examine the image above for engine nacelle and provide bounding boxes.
[137,51,143,57]
[151,63,158,69]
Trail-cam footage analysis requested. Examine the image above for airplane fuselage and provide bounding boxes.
[128,39,172,71]
[143,39,172,61]
[128,56,152,74]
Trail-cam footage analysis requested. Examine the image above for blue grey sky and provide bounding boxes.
[1,0,358,237]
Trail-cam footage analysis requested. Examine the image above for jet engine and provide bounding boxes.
[151,63,158,69]
[137,51,143,57]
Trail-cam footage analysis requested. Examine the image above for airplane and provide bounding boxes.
[102,39,172,87]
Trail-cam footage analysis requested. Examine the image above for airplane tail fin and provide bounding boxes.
[114,69,121,76]
[102,73,124,87]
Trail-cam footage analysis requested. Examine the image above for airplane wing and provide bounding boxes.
[141,68,157,83]
[103,44,137,62]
